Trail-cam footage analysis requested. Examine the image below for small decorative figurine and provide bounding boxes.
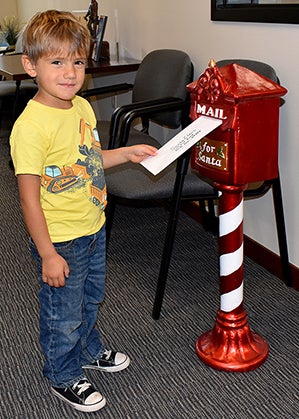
[84,0,99,41]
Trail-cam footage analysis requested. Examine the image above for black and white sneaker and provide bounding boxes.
[52,379,106,412]
[83,349,130,373]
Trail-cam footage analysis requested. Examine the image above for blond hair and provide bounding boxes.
[21,10,90,62]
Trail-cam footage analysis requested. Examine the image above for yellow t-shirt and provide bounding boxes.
[10,96,107,242]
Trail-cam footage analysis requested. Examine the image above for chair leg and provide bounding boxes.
[271,174,292,286]
[105,196,116,248]
[199,199,218,235]
[199,200,209,227]
[152,193,183,320]
[152,152,190,320]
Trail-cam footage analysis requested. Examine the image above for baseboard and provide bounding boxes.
[181,202,299,291]
[243,235,299,291]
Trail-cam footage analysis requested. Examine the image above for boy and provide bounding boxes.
[10,10,157,413]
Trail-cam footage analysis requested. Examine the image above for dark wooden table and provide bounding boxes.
[0,54,140,81]
[0,54,140,122]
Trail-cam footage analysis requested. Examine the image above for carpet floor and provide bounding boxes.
[0,137,299,418]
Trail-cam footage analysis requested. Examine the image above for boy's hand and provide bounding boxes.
[102,144,157,169]
[126,145,157,163]
[42,252,70,288]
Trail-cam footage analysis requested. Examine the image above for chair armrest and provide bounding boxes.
[110,98,189,148]
[244,180,272,198]
[109,97,183,147]
[80,83,133,98]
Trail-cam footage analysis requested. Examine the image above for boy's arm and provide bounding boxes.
[102,144,157,169]
[17,174,70,288]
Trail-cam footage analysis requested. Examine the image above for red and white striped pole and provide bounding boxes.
[196,183,269,372]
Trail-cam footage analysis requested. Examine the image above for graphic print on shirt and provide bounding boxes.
[41,119,107,209]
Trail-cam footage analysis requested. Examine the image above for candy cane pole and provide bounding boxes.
[196,183,269,372]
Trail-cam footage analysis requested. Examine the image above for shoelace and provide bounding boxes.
[73,380,91,395]
[102,350,112,360]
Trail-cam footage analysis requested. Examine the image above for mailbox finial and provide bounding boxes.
[209,58,217,68]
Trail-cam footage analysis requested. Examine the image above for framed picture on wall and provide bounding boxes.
[92,15,108,62]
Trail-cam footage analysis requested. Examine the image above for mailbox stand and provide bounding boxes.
[188,60,287,372]
[196,182,268,371]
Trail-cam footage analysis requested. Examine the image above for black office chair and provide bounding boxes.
[82,54,290,319]
[215,59,290,289]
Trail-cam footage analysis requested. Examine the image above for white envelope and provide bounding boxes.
[140,116,222,175]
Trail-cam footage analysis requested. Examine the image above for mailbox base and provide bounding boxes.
[196,309,269,372]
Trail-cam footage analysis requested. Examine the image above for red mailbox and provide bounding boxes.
[188,59,287,185]
[187,60,287,372]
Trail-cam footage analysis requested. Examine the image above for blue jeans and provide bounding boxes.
[30,227,106,388]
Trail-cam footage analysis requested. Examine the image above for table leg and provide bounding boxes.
[12,79,21,122]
